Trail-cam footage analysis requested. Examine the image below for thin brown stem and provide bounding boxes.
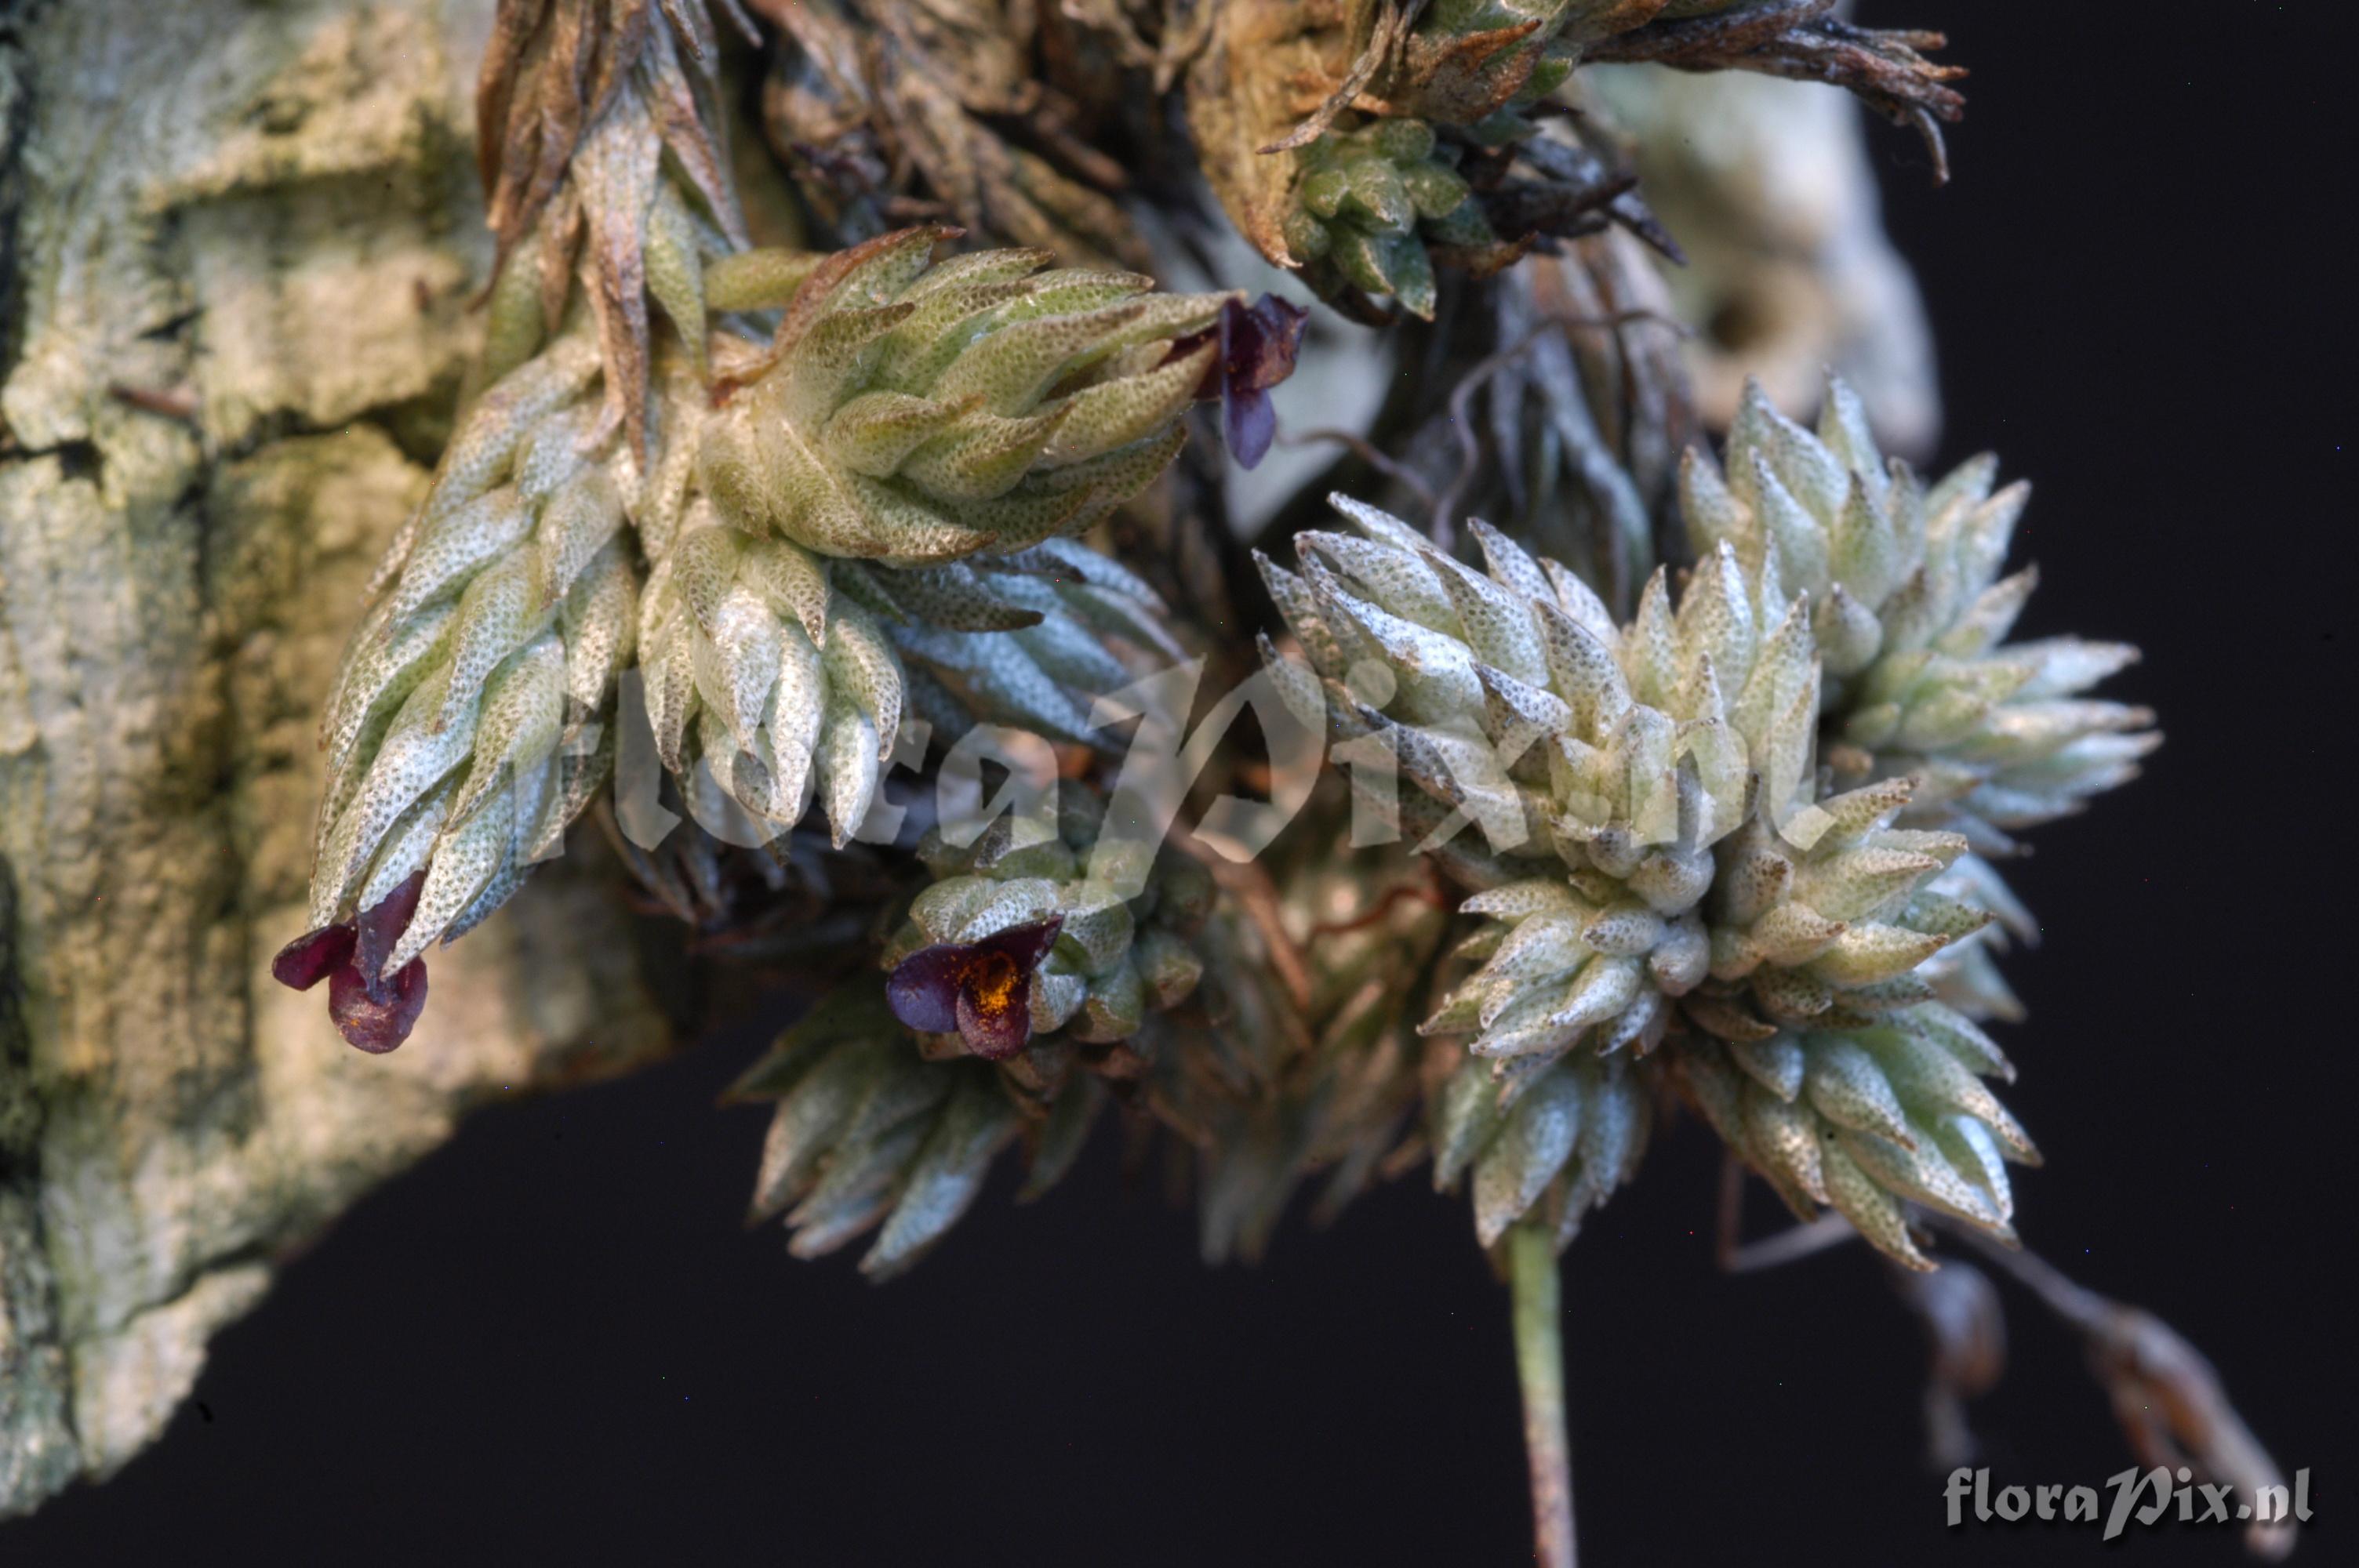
[1173,836,1315,1014]
[1302,877,1445,941]
[1281,426,1441,517]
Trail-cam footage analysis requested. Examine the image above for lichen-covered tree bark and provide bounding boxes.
[0,0,675,1514]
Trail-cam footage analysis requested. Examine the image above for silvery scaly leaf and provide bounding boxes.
[1819,1131,1932,1270]
[1746,456,1833,604]
[533,469,627,608]
[1872,1034,2040,1163]
[1728,1034,1806,1102]
[561,543,638,713]
[383,784,516,976]
[373,334,600,597]
[447,634,565,824]
[814,691,880,848]
[1539,560,1617,647]
[434,556,545,726]
[1042,343,1214,465]
[1810,924,1952,988]
[1794,847,1943,924]
[312,669,478,927]
[787,1123,928,1261]
[1303,530,1459,635]
[701,584,783,750]
[1840,1126,2010,1236]
[1677,447,1747,561]
[1012,610,1130,695]
[1474,914,1590,1000]
[1674,543,1757,696]
[1804,1036,1917,1147]
[1474,1067,1582,1246]
[1830,475,1906,609]
[321,598,457,784]
[1816,372,1886,499]
[1619,569,1678,709]
[1462,879,1586,921]
[444,758,548,946]
[888,622,1092,746]
[860,1073,1022,1279]
[1019,1076,1103,1202]
[1073,956,1147,1044]
[355,777,456,918]
[385,488,533,626]
[1423,550,1550,688]
[764,630,826,812]
[818,597,903,760]
[1932,1113,2014,1222]
[1743,1081,1828,1208]
[1732,379,1848,521]
[751,1041,885,1221]
[1893,1003,2015,1081]
[1467,518,1552,607]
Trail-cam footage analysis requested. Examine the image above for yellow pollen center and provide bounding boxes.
[965,953,1020,1018]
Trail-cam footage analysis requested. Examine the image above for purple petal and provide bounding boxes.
[971,915,1064,972]
[886,917,1064,1054]
[1227,294,1309,396]
[886,943,971,1034]
[272,923,356,992]
[354,870,427,1004]
[954,971,1034,1061]
[329,957,428,1053]
[1210,294,1306,471]
[1224,388,1278,470]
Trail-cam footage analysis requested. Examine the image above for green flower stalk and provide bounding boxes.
[1260,494,2036,1264]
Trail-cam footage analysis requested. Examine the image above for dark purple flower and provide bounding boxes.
[1173,293,1308,471]
[325,959,430,1054]
[271,870,431,1054]
[886,916,1065,1062]
[270,921,356,991]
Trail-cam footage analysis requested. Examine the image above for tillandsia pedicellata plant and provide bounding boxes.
[270,1,2295,1561]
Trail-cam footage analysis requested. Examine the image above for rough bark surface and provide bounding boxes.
[0,0,674,1514]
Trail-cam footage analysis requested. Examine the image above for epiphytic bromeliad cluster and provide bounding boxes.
[276,2,2281,1562]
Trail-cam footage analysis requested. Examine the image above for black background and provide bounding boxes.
[7,5,2354,1565]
